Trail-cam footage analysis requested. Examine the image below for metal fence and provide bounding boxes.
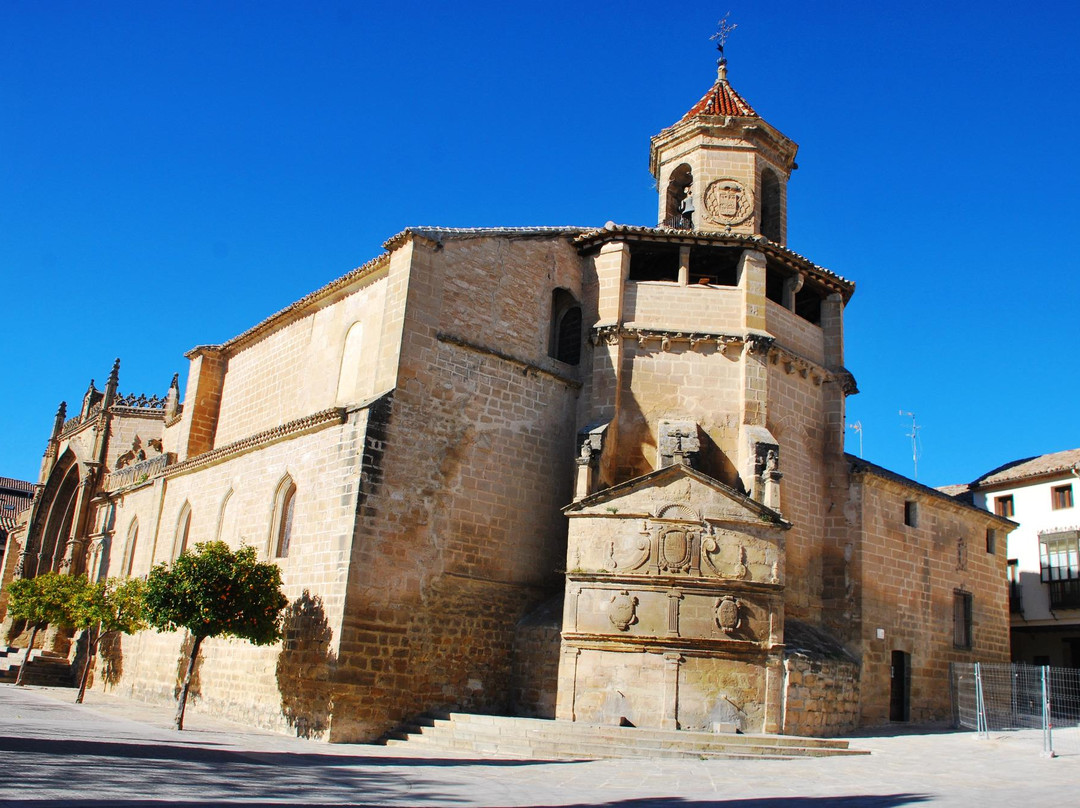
[952,662,1080,757]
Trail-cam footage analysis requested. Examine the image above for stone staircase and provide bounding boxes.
[0,647,75,687]
[385,713,868,760]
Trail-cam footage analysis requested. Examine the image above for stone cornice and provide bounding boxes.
[165,407,347,478]
[589,325,857,391]
[567,572,783,595]
[562,632,779,658]
[436,333,582,389]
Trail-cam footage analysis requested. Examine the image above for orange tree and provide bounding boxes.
[144,541,287,730]
[70,578,147,703]
[6,572,87,686]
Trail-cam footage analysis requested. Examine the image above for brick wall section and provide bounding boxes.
[849,470,1011,726]
[177,350,226,459]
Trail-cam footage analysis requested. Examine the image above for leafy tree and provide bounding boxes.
[70,578,147,703]
[5,572,87,686]
[144,541,287,730]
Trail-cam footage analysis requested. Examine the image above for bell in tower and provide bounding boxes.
[649,24,798,245]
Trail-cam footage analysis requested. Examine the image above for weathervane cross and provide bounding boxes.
[709,13,738,61]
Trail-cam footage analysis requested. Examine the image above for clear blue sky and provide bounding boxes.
[3,1,1079,488]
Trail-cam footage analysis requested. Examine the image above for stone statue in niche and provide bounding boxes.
[609,591,639,632]
[715,596,741,635]
[115,436,146,469]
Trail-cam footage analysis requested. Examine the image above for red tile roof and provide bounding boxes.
[679,68,758,123]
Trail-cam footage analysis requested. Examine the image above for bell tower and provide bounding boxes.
[649,42,798,244]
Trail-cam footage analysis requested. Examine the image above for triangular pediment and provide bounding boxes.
[565,464,789,529]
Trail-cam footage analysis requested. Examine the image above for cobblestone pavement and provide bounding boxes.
[1,684,1075,807]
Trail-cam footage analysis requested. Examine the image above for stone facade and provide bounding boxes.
[2,56,1013,740]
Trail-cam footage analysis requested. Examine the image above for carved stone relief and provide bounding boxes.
[703,178,754,226]
[715,596,741,634]
[609,591,639,632]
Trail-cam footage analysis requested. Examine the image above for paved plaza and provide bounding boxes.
[0,684,1075,807]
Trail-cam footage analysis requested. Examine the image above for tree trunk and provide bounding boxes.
[174,634,203,731]
[75,624,100,704]
[15,623,41,687]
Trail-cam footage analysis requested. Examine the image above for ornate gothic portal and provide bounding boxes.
[557,464,788,733]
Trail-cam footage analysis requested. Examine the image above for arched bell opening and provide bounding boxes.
[663,164,694,229]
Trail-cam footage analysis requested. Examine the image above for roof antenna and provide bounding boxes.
[900,410,921,480]
[709,13,738,78]
[847,421,864,458]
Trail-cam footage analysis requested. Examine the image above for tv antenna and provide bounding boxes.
[900,410,921,480]
[846,421,863,458]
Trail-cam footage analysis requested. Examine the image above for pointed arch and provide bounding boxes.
[336,321,369,405]
[36,457,82,576]
[124,517,140,577]
[549,288,582,366]
[174,501,192,559]
[216,488,237,545]
[270,475,297,559]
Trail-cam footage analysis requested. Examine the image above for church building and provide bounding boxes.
[2,53,1012,741]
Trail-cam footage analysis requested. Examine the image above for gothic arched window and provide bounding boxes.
[272,478,297,559]
[175,502,192,559]
[124,518,139,577]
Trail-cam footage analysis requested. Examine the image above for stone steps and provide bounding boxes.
[0,647,75,687]
[385,713,868,760]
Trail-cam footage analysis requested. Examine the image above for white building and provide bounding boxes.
[944,448,1080,667]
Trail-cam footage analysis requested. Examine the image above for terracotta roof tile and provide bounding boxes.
[970,448,1080,489]
[679,72,758,123]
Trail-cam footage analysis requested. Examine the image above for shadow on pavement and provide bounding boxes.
[0,793,934,807]
[0,734,573,768]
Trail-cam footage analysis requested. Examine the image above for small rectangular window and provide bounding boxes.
[986,528,997,554]
[1052,484,1074,511]
[994,495,1014,518]
[904,500,918,527]
[953,590,973,649]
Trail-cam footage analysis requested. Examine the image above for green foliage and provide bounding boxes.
[6,572,88,629]
[70,578,148,635]
[144,541,287,645]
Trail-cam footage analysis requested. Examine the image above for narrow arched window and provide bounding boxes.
[216,490,235,545]
[549,288,582,366]
[124,518,139,577]
[273,479,297,558]
[760,169,782,243]
[175,502,192,558]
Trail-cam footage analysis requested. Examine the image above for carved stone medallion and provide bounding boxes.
[703,178,754,226]
[715,596,741,635]
[658,527,693,574]
[609,591,639,632]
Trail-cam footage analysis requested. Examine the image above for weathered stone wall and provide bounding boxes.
[765,299,825,365]
[327,234,581,741]
[850,471,1011,727]
[781,654,860,737]
[509,595,562,718]
[765,358,831,624]
[213,271,390,446]
[624,282,743,333]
